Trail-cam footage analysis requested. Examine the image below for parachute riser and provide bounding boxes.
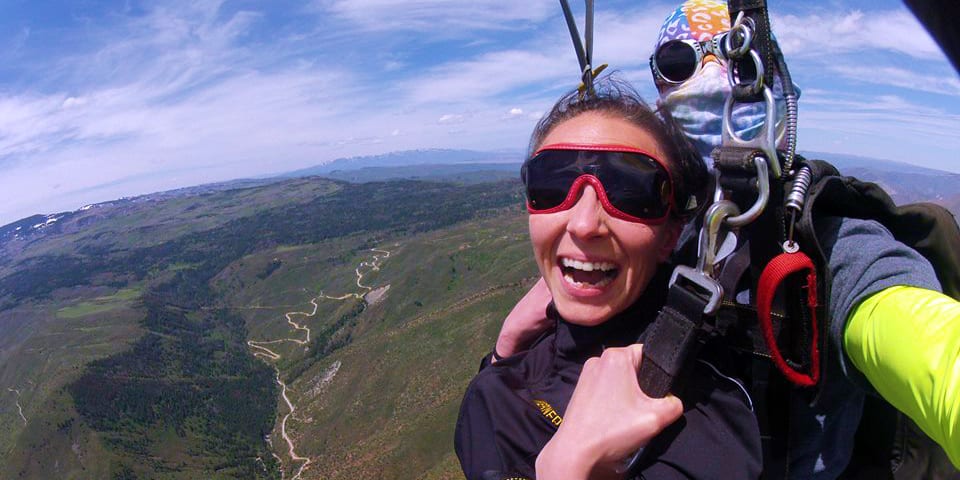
[558,0,607,98]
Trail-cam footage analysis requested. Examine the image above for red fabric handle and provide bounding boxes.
[757,251,820,387]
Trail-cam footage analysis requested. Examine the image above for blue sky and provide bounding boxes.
[0,0,957,225]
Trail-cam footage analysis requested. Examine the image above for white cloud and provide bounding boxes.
[438,114,464,124]
[826,65,960,97]
[773,10,943,60]
[591,8,671,68]
[383,60,405,71]
[313,0,556,33]
[509,108,523,116]
[796,90,960,170]
[404,49,569,104]
[61,97,87,109]
[397,7,668,105]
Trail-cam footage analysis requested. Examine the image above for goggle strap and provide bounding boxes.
[533,142,659,159]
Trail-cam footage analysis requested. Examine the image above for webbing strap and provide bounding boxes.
[756,251,820,387]
[637,284,710,398]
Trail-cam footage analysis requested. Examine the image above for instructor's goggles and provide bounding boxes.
[521,144,674,224]
[650,32,754,84]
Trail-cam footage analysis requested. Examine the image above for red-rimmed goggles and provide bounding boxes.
[521,143,675,224]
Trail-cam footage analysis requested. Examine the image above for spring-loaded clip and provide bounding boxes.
[783,165,812,253]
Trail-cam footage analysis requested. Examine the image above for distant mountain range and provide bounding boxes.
[3,149,957,238]
[799,151,953,175]
[274,148,521,178]
[0,178,279,259]
[801,151,960,208]
[273,148,960,217]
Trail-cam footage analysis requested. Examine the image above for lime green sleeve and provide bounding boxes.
[844,285,960,468]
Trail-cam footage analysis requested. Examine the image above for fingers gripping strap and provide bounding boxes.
[638,285,709,398]
[757,251,820,386]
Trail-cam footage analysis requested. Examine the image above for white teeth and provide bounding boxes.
[560,257,618,289]
[561,257,616,272]
[563,272,614,288]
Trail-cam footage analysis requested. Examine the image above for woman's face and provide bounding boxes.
[529,111,680,326]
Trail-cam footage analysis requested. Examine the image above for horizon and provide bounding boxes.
[3,145,956,229]
[1,0,958,225]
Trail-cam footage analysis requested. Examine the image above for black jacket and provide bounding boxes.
[454,273,762,479]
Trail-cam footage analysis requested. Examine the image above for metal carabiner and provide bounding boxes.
[695,200,740,278]
[725,13,764,98]
[725,12,754,59]
[725,155,770,228]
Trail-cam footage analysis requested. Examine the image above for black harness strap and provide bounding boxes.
[637,283,711,398]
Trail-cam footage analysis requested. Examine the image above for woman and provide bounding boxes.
[454,79,762,479]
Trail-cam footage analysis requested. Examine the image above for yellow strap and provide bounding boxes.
[845,285,960,468]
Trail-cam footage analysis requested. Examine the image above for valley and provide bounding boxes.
[215,213,536,479]
[245,246,395,480]
[0,175,532,479]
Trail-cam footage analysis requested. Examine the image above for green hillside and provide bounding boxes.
[214,210,536,479]
[0,175,530,479]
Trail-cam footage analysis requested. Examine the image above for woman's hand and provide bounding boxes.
[493,277,553,361]
[535,344,684,479]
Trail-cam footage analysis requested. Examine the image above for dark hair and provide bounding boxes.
[528,76,708,219]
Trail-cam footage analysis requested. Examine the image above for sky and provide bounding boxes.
[0,0,957,226]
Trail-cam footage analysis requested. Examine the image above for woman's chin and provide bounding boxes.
[550,269,623,325]
[553,301,615,326]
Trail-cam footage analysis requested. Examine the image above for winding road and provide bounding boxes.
[318,248,392,300]
[247,247,393,480]
[8,387,26,425]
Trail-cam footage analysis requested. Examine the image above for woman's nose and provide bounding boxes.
[566,185,609,239]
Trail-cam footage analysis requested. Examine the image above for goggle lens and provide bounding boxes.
[522,145,673,223]
[655,40,699,83]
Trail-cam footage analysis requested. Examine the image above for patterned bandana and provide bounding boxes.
[654,0,796,164]
[656,0,730,45]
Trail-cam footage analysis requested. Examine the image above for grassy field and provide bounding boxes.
[56,287,142,319]
[0,292,144,477]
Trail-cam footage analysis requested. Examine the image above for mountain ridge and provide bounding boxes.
[5,149,957,234]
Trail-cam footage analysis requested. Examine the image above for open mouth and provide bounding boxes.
[560,257,619,289]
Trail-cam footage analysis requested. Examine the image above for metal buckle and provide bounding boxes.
[670,265,724,315]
